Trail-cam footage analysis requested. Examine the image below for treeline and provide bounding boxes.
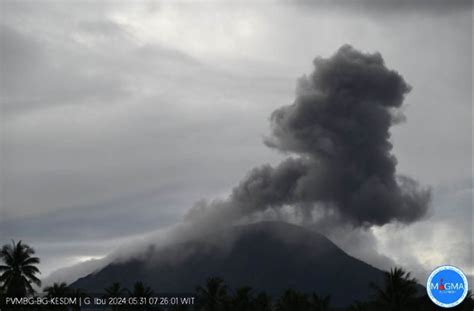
[1,241,473,311]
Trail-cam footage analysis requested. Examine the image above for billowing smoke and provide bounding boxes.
[186,45,431,228]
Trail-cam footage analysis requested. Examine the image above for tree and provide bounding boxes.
[0,240,41,297]
[105,282,126,297]
[44,282,72,311]
[127,282,154,311]
[195,277,229,311]
[347,301,371,311]
[276,289,311,311]
[104,282,126,311]
[43,283,87,311]
[230,286,253,311]
[0,286,6,309]
[370,267,418,311]
[460,290,474,310]
[310,293,331,311]
[44,282,71,297]
[169,303,189,311]
[252,291,272,311]
[127,281,153,298]
[69,288,88,311]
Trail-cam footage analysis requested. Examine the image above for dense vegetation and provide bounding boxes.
[1,241,472,310]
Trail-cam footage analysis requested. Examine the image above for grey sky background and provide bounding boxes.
[0,0,472,284]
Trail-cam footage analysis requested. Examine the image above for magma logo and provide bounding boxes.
[427,265,469,308]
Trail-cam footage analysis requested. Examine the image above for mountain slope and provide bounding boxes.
[71,221,386,306]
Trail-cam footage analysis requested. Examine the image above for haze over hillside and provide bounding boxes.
[72,221,394,307]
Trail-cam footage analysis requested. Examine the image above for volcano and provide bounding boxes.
[71,221,390,307]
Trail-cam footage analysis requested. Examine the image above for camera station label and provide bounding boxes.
[2,295,195,309]
[87,296,195,307]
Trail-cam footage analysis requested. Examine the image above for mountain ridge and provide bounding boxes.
[71,221,389,307]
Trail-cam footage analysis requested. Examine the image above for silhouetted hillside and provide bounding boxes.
[72,221,390,307]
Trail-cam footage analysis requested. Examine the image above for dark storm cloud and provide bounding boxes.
[187,45,431,227]
[288,0,472,14]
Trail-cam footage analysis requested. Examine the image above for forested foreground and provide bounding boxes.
[1,241,472,311]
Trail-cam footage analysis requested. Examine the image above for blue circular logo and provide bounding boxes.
[427,265,469,308]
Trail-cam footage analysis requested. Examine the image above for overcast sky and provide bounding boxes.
[0,0,472,283]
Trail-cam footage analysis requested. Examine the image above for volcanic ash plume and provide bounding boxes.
[186,45,431,228]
